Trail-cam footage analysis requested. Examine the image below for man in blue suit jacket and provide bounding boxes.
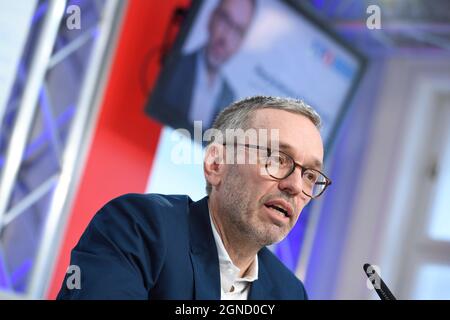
[57,194,307,299]
[58,96,332,299]
[147,49,235,134]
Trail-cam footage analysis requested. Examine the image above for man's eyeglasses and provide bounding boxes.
[222,143,332,199]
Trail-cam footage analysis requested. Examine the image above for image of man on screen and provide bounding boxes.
[147,0,256,135]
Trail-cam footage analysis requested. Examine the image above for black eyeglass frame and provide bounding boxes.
[221,142,332,199]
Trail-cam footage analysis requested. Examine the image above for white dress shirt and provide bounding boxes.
[209,212,259,300]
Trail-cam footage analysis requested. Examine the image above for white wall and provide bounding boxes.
[334,56,450,299]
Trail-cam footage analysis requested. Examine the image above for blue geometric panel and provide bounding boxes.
[0,0,107,296]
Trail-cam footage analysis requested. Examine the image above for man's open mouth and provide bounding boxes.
[265,204,289,217]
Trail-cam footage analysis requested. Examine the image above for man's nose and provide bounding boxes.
[277,166,303,196]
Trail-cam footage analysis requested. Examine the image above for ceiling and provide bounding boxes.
[301,0,450,56]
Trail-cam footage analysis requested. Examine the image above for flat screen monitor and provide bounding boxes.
[145,0,366,149]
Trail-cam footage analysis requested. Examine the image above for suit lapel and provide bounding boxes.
[248,249,274,300]
[177,51,196,122]
[189,197,221,300]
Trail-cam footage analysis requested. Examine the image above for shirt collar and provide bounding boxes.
[208,210,259,282]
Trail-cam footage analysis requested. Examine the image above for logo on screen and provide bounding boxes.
[311,41,355,79]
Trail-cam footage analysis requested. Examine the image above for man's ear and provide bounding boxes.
[204,143,225,190]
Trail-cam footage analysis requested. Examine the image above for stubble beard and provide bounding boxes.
[219,166,288,248]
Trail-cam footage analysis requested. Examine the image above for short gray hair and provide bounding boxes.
[205,95,322,195]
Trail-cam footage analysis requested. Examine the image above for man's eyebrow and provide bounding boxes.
[276,142,295,153]
[275,142,323,170]
[309,158,324,171]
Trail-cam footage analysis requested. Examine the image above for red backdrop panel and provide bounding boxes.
[47,0,190,299]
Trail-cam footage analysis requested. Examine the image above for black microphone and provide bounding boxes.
[363,263,397,300]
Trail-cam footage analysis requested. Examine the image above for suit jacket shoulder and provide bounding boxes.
[145,51,198,130]
[255,247,308,300]
[56,193,193,299]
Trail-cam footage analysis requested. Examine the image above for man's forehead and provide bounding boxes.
[249,108,324,167]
